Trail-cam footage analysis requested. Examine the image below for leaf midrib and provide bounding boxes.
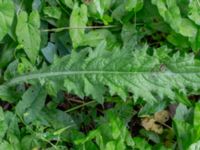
[6,70,200,86]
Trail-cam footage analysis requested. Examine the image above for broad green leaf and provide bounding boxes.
[3,42,200,104]
[179,19,197,37]
[20,135,39,150]
[112,4,126,22]
[173,120,195,150]
[93,0,104,17]
[0,0,14,41]
[133,137,152,150]
[43,6,62,19]
[173,103,191,122]
[105,141,116,150]
[0,141,14,150]
[188,0,200,25]
[82,29,118,50]
[189,140,200,150]
[0,85,19,103]
[152,0,197,37]
[125,0,143,12]
[69,3,88,48]
[16,10,41,63]
[167,32,190,48]
[41,42,56,63]
[138,101,167,117]
[0,108,8,141]
[121,23,139,49]
[0,42,15,68]
[15,85,47,123]
[60,0,74,9]
[6,134,20,150]
[87,0,113,19]
[41,108,76,129]
[194,103,200,126]
[32,0,41,10]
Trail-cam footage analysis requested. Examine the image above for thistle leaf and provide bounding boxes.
[3,42,200,104]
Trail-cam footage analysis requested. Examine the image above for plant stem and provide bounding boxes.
[65,101,96,113]
[41,25,120,32]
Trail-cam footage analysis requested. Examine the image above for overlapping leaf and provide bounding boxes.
[16,10,41,63]
[2,42,200,104]
[0,0,14,41]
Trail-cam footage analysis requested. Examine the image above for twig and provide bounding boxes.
[67,97,84,104]
[65,101,96,113]
[41,25,120,32]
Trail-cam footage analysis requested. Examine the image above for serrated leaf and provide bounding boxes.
[15,85,46,124]
[0,0,14,41]
[3,42,200,104]
[16,10,41,63]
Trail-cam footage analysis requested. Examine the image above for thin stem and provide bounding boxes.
[157,121,172,129]
[41,25,120,32]
[65,101,96,113]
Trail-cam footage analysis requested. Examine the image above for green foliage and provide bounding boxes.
[3,42,200,105]
[0,0,200,149]
[16,10,41,63]
[0,0,14,41]
[69,3,88,48]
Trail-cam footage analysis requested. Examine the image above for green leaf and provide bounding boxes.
[167,32,190,48]
[0,108,8,141]
[82,29,118,50]
[188,0,200,25]
[15,85,47,123]
[125,0,143,12]
[69,3,88,49]
[43,6,62,19]
[16,10,41,63]
[173,120,195,150]
[41,42,56,63]
[59,0,74,9]
[0,0,14,41]
[105,141,116,150]
[138,101,167,117]
[20,135,39,150]
[4,42,200,104]
[152,0,197,37]
[0,85,19,103]
[93,0,104,17]
[194,103,200,126]
[173,103,191,122]
[121,23,140,49]
[133,137,152,150]
[41,108,76,129]
[0,141,14,150]
[189,140,200,150]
